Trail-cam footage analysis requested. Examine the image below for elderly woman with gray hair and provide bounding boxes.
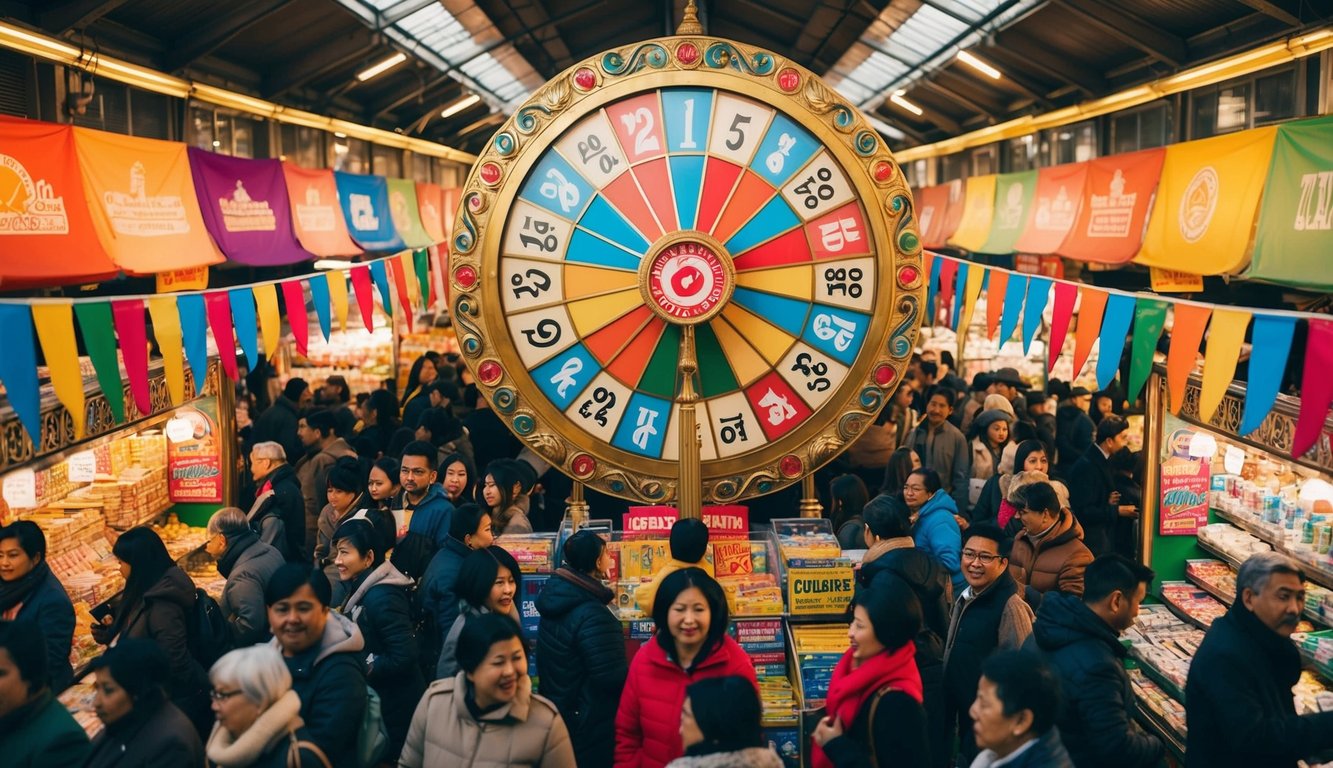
[205,645,331,768]
[207,508,287,646]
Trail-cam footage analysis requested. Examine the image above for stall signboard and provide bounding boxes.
[786,564,855,615]
[188,149,312,266]
[334,172,406,252]
[976,170,1038,255]
[156,266,209,292]
[1159,426,1212,535]
[1249,116,1333,291]
[281,163,362,257]
[947,175,996,252]
[386,179,436,249]
[1014,162,1089,254]
[625,505,750,538]
[166,400,224,503]
[1058,148,1164,264]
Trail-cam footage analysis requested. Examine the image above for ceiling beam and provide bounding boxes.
[937,61,1051,112]
[38,0,130,34]
[986,34,1106,95]
[888,96,961,134]
[1053,0,1187,66]
[917,78,999,122]
[1232,0,1301,27]
[376,0,436,28]
[165,0,293,72]
[262,31,379,98]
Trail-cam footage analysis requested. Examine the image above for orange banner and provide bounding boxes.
[1059,148,1165,264]
[1136,127,1276,275]
[280,163,362,258]
[916,182,963,249]
[1166,304,1211,414]
[416,183,447,243]
[947,175,996,252]
[1014,162,1088,254]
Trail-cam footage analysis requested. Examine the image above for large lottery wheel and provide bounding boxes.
[449,28,924,510]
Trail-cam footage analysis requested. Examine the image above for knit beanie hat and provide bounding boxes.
[982,394,1015,416]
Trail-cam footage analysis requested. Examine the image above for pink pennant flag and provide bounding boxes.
[937,258,959,328]
[204,292,238,381]
[1294,319,1333,458]
[280,280,309,358]
[1046,282,1078,373]
[111,300,153,416]
[351,265,375,333]
[389,257,414,333]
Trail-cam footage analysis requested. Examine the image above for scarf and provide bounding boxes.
[205,690,303,767]
[553,566,614,605]
[810,643,923,768]
[861,537,914,566]
[0,559,51,615]
[997,499,1019,530]
[216,529,260,578]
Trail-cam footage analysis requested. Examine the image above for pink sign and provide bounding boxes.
[624,505,750,538]
[1159,428,1211,535]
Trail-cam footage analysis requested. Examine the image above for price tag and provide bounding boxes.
[68,451,97,483]
[2,469,37,509]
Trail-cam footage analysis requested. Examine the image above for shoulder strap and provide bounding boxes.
[866,685,897,767]
[290,738,333,768]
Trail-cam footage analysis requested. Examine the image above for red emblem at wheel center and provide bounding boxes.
[644,238,731,324]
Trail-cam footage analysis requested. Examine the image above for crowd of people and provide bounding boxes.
[2,349,1332,768]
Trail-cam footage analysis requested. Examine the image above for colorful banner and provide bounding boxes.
[146,296,186,406]
[415,183,448,244]
[72,127,224,274]
[203,292,238,382]
[1127,298,1169,402]
[111,299,152,416]
[281,163,362,257]
[1165,304,1211,414]
[31,304,86,438]
[188,149,310,266]
[252,283,281,361]
[308,274,332,341]
[984,269,1008,340]
[1239,315,1296,437]
[915,182,961,249]
[1294,319,1333,458]
[1059,148,1164,264]
[0,118,117,287]
[350,265,376,332]
[228,289,259,368]
[976,170,1038,255]
[1047,282,1077,373]
[1021,277,1051,354]
[947,175,997,252]
[386,178,435,249]
[998,273,1027,346]
[334,172,406,252]
[1095,293,1136,389]
[1249,116,1333,290]
[326,271,349,332]
[1136,127,1277,275]
[1014,162,1088,254]
[1198,309,1250,423]
[177,294,210,394]
[1159,426,1212,535]
[166,399,224,503]
[281,280,309,357]
[73,302,126,423]
[0,305,39,443]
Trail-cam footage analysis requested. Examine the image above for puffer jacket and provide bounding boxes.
[1008,510,1093,600]
[536,568,628,768]
[665,748,786,768]
[9,564,76,691]
[614,636,758,768]
[340,560,425,760]
[217,531,285,646]
[1029,591,1162,768]
[415,536,470,674]
[438,601,523,680]
[111,566,209,701]
[271,611,367,768]
[907,420,971,513]
[248,463,306,562]
[398,672,576,768]
[911,491,964,594]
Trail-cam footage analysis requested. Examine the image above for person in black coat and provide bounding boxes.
[0,521,76,691]
[536,530,628,768]
[246,443,307,562]
[1054,387,1095,478]
[206,508,285,646]
[854,494,951,768]
[415,503,494,675]
[969,650,1072,768]
[84,639,204,768]
[1185,553,1333,767]
[1028,555,1162,768]
[252,379,310,473]
[1064,416,1135,557]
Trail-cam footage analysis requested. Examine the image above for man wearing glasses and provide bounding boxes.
[943,523,1035,765]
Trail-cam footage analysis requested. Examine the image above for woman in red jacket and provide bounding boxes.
[614,567,757,768]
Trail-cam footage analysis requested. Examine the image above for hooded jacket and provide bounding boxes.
[537,568,629,768]
[911,491,964,595]
[1029,591,1162,768]
[1008,510,1093,600]
[113,566,209,701]
[271,610,367,768]
[1185,601,1333,767]
[248,463,306,562]
[340,560,425,758]
[217,531,285,646]
[398,672,576,768]
[1054,405,1094,478]
[665,748,786,768]
[615,636,758,768]
[295,437,356,544]
[908,420,971,514]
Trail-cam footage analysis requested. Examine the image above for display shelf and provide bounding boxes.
[1195,536,1246,572]
[1129,668,1187,763]
[1128,645,1188,704]
[1159,582,1227,630]
[1296,630,1333,687]
[1185,557,1331,628]
[1212,505,1333,595]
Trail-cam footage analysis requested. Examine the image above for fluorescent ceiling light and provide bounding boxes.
[440,93,481,119]
[957,50,1002,79]
[890,91,924,116]
[356,52,407,82]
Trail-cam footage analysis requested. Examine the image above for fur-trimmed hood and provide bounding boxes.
[665,747,786,768]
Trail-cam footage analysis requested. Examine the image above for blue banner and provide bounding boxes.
[1239,314,1297,436]
[334,172,406,252]
[0,306,40,443]
[177,294,210,394]
[1095,294,1136,390]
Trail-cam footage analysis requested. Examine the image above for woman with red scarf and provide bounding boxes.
[811,577,931,768]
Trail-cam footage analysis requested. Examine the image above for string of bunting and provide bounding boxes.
[923,251,1333,459]
[0,251,441,446]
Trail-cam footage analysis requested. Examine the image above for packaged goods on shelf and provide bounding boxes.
[22,505,103,557]
[69,601,102,670]
[1161,582,1228,628]
[1129,668,1187,737]
[1184,559,1237,601]
[1125,605,1203,693]
[1297,630,1333,685]
[789,624,849,708]
[609,536,782,619]
[495,534,555,573]
[1197,523,1272,562]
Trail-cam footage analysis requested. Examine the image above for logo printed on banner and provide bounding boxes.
[349,193,378,230]
[1294,171,1333,231]
[295,186,337,232]
[998,181,1026,228]
[389,189,412,231]
[1179,166,1219,243]
[1086,169,1136,238]
[103,161,189,236]
[218,180,276,232]
[0,153,69,234]
[1033,185,1075,231]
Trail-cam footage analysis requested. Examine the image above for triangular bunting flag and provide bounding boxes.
[280,280,309,358]
[177,294,210,395]
[937,258,959,328]
[308,274,332,342]
[228,289,260,369]
[1165,304,1211,414]
[252,284,281,361]
[985,270,1008,341]
[1239,315,1297,437]
[998,274,1028,346]
[389,257,414,333]
[955,266,986,361]
[1198,309,1251,423]
[351,265,376,333]
[1293,319,1333,458]
[326,271,350,332]
[1095,294,1136,390]
[369,259,393,319]
[74,302,127,424]
[423,247,440,309]
[0,306,40,444]
[111,300,153,417]
[1046,282,1078,374]
[1126,298,1169,402]
[1071,288,1108,379]
[411,251,430,308]
[924,254,943,326]
[146,296,186,406]
[204,293,238,382]
[32,304,87,439]
[950,263,969,331]
[1021,277,1052,355]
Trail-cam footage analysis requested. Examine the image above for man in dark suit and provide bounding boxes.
[1065,416,1136,557]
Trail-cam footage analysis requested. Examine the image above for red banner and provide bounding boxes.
[1014,162,1088,254]
[624,505,750,538]
[1058,148,1165,264]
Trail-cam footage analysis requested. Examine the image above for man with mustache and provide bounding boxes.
[1185,552,1333,767]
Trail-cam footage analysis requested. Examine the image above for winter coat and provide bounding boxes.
[1064,446,1117,557]
[665,748,785,768]
[1028,591,1162,768]
[1054,405,1094,478]
[1008,511,1093,600]
[414,536,470,675]
[967,438,1002,507]
[248,463,306,562]
[0,690,90,767]
[218,531,285,646]
[83,699,203,768]
[400,392,431,438]
[340,560,425,759]
[820,688,931,768]
[10,565,76,691]
[967,474,1001,528]
[908,420,971,514]
[493,503,534,537]
[398,672,576,768]
[614,636,758,768]
[836,518,867,551]
[270,611,367,768]
[295,437,356,548]
[437,601,523,680]
[252,396,303,478]
[968,727,1072,768]
[101,566,208,701]
[205,690,328,768]
[536,568,629,768]
[403,484,454,549]
[911,491,964,595]
[1185,602,1333,767]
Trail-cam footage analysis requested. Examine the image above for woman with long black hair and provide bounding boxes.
[399,354,439,430]
[481,460,532,536]
[356,390,400,460]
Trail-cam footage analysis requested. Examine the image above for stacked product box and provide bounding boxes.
[737,618,799,768]
[609,535,783,619]
[520,574,550,681]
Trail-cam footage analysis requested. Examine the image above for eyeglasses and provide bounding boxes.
[961,549,1002,565]
[210,688,244,701]
[903,484,927,493]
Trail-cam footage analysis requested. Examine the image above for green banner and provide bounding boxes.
[73,302,126,424]
[977,170,1038,255]
[385,178,437,249]
[1250,115,1333,290]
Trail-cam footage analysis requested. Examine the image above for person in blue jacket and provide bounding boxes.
[0,522,75,692]
[902,468,965,595]
[400,440,455,548]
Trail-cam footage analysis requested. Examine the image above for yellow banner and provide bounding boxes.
[947,174,997,252]
[146,296,186,406]
[1136,127,1276,275]
[785,565,855,616]
[398,253,420,309]
[252,283,281,360]
[326,271,349,332]
[31,304,86,438]
[1198,309,1251,422]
